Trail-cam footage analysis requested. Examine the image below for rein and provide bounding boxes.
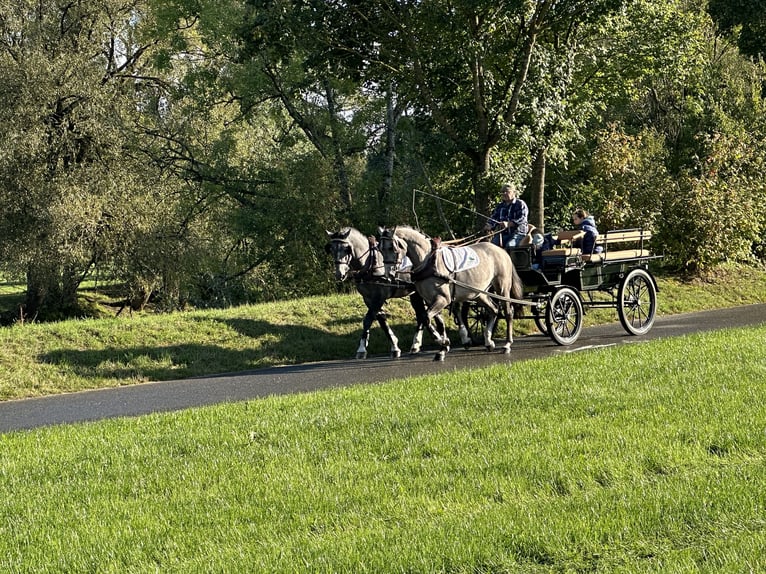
[446,276,534,306]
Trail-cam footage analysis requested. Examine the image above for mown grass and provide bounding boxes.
[1,262,765,401]
[1,325,765,572]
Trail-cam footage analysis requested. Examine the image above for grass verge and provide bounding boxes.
[1,325,765,572]
[0,262,765,401]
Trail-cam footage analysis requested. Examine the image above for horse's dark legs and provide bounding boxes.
[453,302,472,350]
[356,307,377,359]
[474,294,500,352]
[376,312,402,358]
[421,296,451,361]
[409,292,428,354]
[357,301,403,359]
[430,312,451,361]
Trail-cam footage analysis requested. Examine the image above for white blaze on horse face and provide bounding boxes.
[335,262,351,281]
[329,240,354,281]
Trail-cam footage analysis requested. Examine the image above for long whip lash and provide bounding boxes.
[411,188,502,245]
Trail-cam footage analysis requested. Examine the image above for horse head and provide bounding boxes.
[325,228,357,281]
[378,226,409,278]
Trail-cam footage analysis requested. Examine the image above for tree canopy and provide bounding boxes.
[1,0,765,318]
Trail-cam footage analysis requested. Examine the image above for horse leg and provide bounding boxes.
[431,312,451,361]
[455,302,472,350]
[475,295,499,352]
[376,312,402,359]
[425,298,451,361]
[500,300,513,354]
[356,306,378,359]
[409,292,427,354]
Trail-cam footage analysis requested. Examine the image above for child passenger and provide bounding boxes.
[571,208,602,255]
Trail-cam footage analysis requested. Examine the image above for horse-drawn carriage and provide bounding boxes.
[327,223,662,361]
[462,227,662,346]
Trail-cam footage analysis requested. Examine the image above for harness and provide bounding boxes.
[381,230,533,307]
[330,236,414,289]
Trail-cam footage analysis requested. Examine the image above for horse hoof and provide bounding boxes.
[485,344,495,353]
[502,346,511,355]
[433,353,445,362]
[356,352,367,360]
[463,343,471,350]
[409,347,421,355]
[391,350,401,359]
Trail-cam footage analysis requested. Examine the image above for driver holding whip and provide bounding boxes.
[484,183,529,248]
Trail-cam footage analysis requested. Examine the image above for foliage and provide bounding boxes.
[659,130,766,271]
[1,0,766,319]
[550,124,673,233]
[708,0,766,60]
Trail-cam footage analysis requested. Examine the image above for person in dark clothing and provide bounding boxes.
[571,208,602,255]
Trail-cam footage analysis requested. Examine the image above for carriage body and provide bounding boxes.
[464,228,662,346]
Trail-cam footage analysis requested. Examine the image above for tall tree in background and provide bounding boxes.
[324,0,629,226]
[234,0,374,216]
[0,0,164,316]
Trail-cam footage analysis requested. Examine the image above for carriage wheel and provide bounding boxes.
[463,302,490,345]
[545,287,583,346]
[532,299,548,335]
[617,268,657,335]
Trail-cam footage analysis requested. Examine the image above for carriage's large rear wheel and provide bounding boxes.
[617,268,657,335]
[546,287,583,346]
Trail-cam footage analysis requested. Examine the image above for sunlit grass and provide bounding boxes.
[1,325,765,572]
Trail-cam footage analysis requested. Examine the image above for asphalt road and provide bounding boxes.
[2,304,765,433]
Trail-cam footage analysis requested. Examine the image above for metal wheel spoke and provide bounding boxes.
[618,269,657,336]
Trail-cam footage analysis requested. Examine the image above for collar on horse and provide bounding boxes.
[353,236,387,282]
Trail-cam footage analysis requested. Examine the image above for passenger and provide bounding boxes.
[484,182,529,248]
[571,208,602,255]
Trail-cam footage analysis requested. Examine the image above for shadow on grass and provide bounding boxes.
[41,318,372,383]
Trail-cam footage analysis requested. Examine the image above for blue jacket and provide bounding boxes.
[575,216,600,254]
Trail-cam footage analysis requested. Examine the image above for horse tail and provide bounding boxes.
[510,262,525,316]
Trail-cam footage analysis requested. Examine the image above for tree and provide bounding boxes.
[322,0,630,228]
[708,0,766,60]
[0,0,164,316]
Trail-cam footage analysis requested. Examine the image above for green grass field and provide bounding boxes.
[1,325,765,572]
[0,263,765,572]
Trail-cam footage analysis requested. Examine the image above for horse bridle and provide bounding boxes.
[378,230,408,277]
[328,238,355,267]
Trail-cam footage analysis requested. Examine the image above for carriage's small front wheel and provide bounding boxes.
[462,302,491,345]
[532,299,549,335]
[546,287,583,346]
[617,268,657,335]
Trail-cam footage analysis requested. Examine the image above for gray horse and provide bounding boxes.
[325,227,429,359]
[378,225,524,361]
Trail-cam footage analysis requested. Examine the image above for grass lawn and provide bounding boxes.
[1,325,765,572]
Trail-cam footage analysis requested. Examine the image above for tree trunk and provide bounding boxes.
[471,150,493,230]
[529,146,547,232]
[379,83,398,221]
[324,79,353,214]
[25,263,80,318]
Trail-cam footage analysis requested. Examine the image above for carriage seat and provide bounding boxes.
[541,246,581,257]
[582,229,652,263]
[583,249,651,263]
[555,230,585,243]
